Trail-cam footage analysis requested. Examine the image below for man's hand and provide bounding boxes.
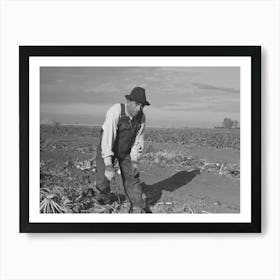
[131,161,139,177]
[104,165,115,181]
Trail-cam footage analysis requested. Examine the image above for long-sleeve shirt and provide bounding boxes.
[101,103,145,166]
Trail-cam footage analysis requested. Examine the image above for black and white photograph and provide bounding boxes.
[20,46,260,232]
[40,66,241,215]
[3,1,280,279]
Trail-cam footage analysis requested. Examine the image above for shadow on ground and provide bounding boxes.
[143,169,200,206]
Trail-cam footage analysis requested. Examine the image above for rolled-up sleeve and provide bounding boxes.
[130,113,146,162]
[101,104,121,166]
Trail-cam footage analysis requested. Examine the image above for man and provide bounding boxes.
[95,87,151,213]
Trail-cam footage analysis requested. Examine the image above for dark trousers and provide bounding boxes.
[95,145,145,208]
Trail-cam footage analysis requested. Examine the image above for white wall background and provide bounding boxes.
[0,0,279,279]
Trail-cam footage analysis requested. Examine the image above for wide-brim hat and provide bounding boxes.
[125,87,150,106]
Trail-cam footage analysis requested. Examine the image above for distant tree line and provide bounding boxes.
[222,118,239,129]
[214,118,240,129]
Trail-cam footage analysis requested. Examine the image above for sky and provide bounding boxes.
[40,67,240,128]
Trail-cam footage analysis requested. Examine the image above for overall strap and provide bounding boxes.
[120,103,126,117]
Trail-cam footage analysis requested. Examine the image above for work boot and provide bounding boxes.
[142,205,152,213]
[94,192,117,205]
[129,205,152,213]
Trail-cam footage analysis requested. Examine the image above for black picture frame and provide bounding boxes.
[20,46,261,233]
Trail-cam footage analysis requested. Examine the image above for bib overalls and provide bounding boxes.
[95,104,145,209]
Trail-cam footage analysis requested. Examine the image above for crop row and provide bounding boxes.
[41,124,240,150]
[140,151,239,178]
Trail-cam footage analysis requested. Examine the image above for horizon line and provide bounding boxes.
[40,122,239,130]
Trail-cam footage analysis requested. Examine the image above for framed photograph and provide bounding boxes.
[20,46,261,233]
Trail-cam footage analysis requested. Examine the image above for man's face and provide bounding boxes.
[127,100,144,117]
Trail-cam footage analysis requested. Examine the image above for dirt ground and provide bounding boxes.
[40,125,240,214]
[112,146,240,213]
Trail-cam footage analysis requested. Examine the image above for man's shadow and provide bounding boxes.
[143,169,200,206]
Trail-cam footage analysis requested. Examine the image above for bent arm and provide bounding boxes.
[101,104,121,166]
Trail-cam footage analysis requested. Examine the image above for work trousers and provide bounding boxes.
[95,145,145,208]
